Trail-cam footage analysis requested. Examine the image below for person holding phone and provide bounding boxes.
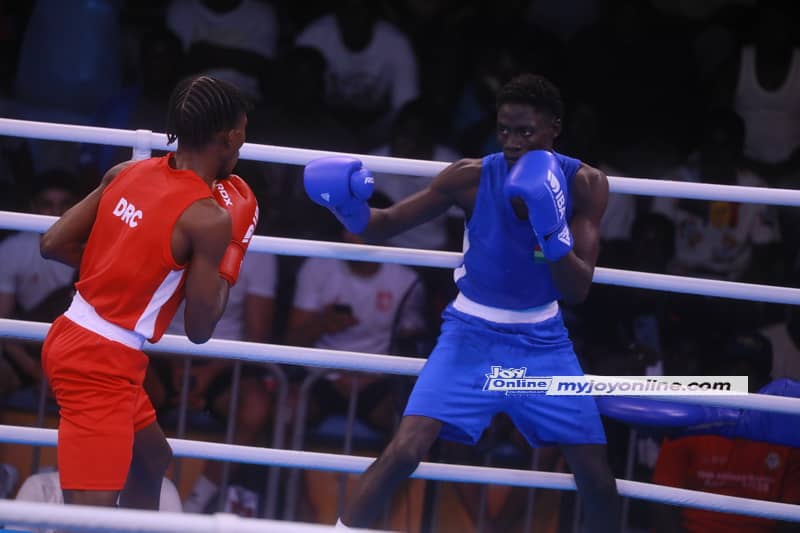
[285,194,427,432]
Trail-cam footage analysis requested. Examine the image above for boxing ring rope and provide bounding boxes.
[2,212,800,305]
[1,117,799,527]
[3,117,800,206]
[0,500,387,533]
[2,317,800,415]
[1,425,798,523]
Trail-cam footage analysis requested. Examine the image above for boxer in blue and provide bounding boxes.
[304,74,619,531]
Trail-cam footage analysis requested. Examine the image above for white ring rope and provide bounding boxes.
[2,318,800,415]
[2,211,800,305]
[0,500,387,533]
[3,117,800,205]
[0,426,797,522]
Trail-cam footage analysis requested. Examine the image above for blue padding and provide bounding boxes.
[597,379,800,447]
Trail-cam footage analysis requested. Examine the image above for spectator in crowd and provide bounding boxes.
[166,249,278,515]
[369,99,462,252]
[249,45,358,239]
[722,0,800,183]
[651,107,781,284]
[12,0,125,174]
[166,0,279,102]
[0,171,78,397]
[79,25,187,182]
[285,194,427,433]
[651,331,800,533]
[294,0,419,149]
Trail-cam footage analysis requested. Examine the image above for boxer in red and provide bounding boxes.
[39,75,258,509]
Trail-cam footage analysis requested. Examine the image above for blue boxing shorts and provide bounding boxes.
[404,303,606,447]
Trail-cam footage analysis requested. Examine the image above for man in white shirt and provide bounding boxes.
[166,0,279,101]
[295,0,419,147]
[651,108,781,282]
[0,173,77,396]
[286,194,427,432]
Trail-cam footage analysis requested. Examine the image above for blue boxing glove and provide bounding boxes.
[505,150,573,262]
[304,156,375,234]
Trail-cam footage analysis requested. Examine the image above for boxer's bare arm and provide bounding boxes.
[549,163,608,303]
[362,158,481,242]
[173,199,231,344]
[40,161,133,267]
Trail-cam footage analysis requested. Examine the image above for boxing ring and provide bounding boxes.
[0,117,799,532]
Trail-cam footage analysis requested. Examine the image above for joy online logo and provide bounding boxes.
[483,366,552,394]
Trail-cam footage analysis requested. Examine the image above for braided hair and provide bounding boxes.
[165,75,250,149]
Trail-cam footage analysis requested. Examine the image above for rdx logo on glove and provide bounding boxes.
[546,170,566,219]
[214,182,233,206]
[242,207,259,244]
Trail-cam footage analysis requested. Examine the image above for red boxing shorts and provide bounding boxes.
[42,316,156,491]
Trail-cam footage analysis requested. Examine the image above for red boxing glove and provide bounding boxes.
[213,175,259,285]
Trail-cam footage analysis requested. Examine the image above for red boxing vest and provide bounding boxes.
[75,154,212,343]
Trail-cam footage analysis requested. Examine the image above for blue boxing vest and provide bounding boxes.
[454,151,581,309]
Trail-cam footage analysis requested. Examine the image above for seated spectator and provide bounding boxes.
[166,0,279,102]
[294,0,419,149]
[651,107,782,284]
[285,194,428,433]
[650,331,800,533]
[163,249,278,515]
[0,171,78,398]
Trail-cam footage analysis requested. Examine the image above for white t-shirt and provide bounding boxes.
[651,169,780,280]
[15,471,181,532]
[0,232,75,313]
[293,257,425,355]
[167,251,277,341]
[166,0,278,99]
[370,144,463,250]
[295,15,419,117]
[735,46,800,164]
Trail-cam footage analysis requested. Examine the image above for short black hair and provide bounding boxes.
[165,75,251,148]
[496,74,564,121]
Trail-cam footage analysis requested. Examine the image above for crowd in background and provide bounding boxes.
[0,0,798,531]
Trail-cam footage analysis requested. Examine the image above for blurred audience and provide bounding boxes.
[724,0,800,184]
[12,0,125,174]
[285,195,427,434]
[162,250,278,515]
[166,0,278,102]
[0,171,78,398]
[651,108,782,284]
[294,0,419,149]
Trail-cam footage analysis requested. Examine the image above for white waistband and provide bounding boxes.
[452,293,559,324]
[64,291,145,350]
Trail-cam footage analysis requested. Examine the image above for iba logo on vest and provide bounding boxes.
[112,197,143,228]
